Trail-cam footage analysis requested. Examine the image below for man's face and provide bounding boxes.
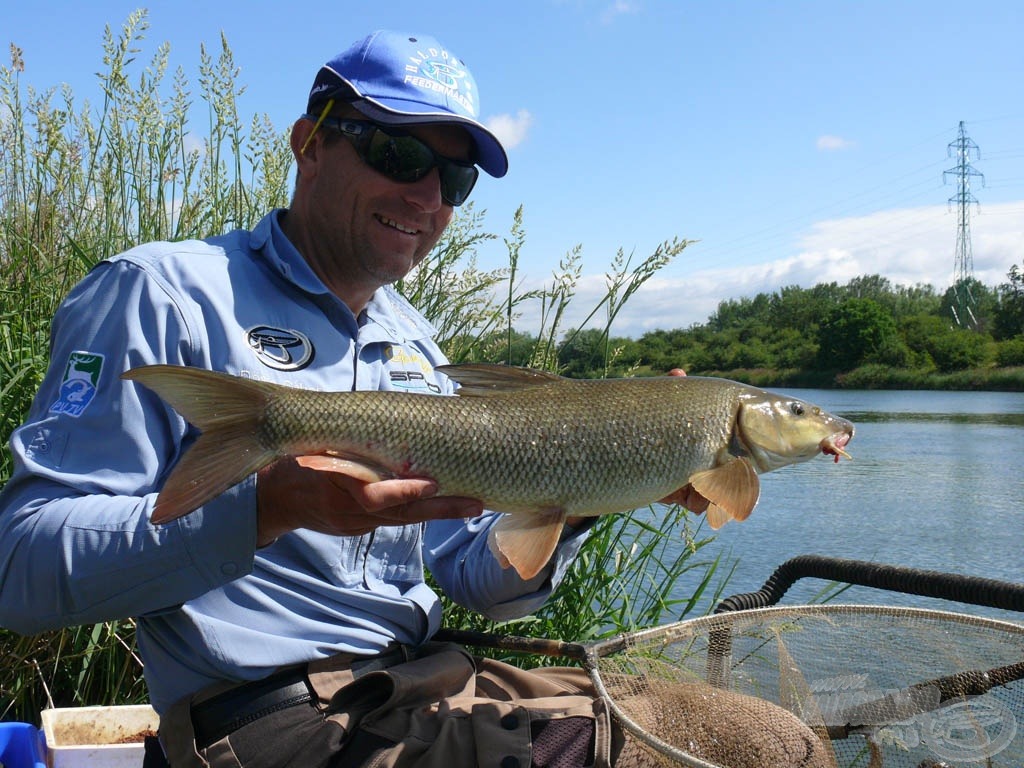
[303,115,474,295]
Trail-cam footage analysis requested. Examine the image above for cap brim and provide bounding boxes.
[357,98,508,178]
[309,74,508,178]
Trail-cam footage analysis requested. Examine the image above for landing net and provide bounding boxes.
[587,604,1024,767]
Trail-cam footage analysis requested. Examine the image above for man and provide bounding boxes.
[0,31,828,768]
[0,29,624,768]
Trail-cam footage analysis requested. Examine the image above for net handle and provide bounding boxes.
[714,554,1024,614]
[432,628,588,660]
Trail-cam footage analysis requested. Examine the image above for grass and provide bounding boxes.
[0,12,705,721]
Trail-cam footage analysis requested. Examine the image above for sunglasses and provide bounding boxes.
[303,115,479,207]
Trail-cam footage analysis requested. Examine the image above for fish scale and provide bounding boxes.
[256,377,746,517]
[123,363,854,579]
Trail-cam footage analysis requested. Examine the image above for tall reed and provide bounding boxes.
[0,12,708,721]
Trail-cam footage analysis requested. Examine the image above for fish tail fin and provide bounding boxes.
[123,365,280,523]
[487,510,567,580]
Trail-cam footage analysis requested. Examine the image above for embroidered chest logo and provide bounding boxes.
[245,326,314,371]
[387,346,441,394]
[50,351,104,418]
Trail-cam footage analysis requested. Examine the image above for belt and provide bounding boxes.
[190,647,410,750]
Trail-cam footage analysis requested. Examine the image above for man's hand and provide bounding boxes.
[660,484,710,514]
[256,456,483,546]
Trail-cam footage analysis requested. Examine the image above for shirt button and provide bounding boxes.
[500,714,519,730]
[220,562,238,576]
[500,757,519,768]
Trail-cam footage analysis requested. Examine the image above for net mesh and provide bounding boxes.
[588,605,1024,767]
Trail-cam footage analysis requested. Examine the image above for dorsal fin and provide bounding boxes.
[437,363,566,397]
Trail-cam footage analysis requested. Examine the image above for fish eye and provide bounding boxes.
[789,402,805,416]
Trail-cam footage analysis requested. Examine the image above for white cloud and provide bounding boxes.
[513,201,1024,338]
[485,109,533,150]
[793,203,1024,289]
[816,135,856,151]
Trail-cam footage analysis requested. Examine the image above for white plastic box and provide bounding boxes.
[40,705,158,768]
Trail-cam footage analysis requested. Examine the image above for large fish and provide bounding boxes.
[123,364,854,579]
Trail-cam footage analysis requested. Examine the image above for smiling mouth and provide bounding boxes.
[376,214,419,235]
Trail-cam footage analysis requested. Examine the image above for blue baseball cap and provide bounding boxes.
[307,31,508,178]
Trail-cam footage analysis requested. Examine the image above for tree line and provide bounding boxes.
[477,268,1024,388]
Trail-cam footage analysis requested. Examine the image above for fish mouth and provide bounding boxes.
[820,431,853,463]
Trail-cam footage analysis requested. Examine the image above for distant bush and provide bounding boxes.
[929,329,991,372]
[996,338,1024,367]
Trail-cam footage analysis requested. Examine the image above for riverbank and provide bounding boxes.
[687,364,1024,391]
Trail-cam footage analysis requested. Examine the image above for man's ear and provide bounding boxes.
[291,119,321,169]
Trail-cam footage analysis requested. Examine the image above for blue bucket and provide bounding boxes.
[0,722,47,768]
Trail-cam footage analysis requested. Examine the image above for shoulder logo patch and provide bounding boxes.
[50,351,104,418]
[245,326,314,371]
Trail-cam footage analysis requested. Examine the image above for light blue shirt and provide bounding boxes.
[0,211,589,712]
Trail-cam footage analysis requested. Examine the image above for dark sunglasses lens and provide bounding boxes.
[362,126,478,207]
[366,132,434,182]
[439,165,478,207]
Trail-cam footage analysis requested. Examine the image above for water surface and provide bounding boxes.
[668,389,1024,624]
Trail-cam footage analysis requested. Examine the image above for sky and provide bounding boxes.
[6,1,1024,338]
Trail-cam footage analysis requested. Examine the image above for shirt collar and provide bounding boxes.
[249,210,438,343]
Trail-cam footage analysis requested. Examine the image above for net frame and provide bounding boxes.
[582,604,1024,767]
[438,556,1024,767]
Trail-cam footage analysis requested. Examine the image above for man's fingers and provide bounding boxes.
[295,455,384,483]
[661,484,710,514]
[292,455,440,509]
[356,477,440,511]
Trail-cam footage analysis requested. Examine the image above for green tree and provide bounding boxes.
[900,314,948,366]
[557,328,638,378]
[940,277,997,331]
[816,298,897,371]
[768,285,827,333]
[844,274,894,302]
[708,293,771,332]
[996,337,1024,367]
[994,264,1024,341]
[928,328,991,372]
[769,327,818,370]
[891,283,941,320]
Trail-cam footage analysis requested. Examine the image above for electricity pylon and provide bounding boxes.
[943,121,984,328]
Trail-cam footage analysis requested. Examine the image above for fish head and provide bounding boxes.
[734,389,855,473]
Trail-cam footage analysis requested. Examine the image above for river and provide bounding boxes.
[667,388,1024,624]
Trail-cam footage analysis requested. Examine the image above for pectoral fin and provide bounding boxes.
[689,457,760,530]
[487,510,567,580]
